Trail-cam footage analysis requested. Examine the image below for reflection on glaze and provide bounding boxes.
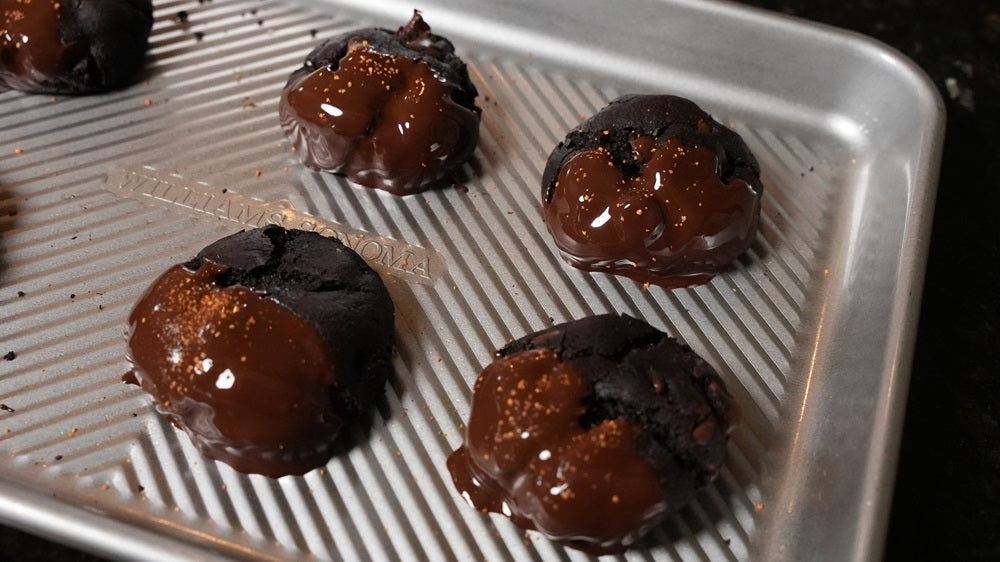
[125,260,340,477]
[0,0,66,80]
[279,38,479,195]
[447,349,665,555]
[545,136,760,287]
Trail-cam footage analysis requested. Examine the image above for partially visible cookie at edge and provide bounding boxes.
[0,0,153,94]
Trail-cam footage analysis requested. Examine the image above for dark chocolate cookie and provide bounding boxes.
[541,94,763,287]
[0,0,153,94]
[125,225,395,477]
[447,314,738,555]
[278,10,481,195]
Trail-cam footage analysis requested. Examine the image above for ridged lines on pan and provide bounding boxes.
[0,343,130,422]
[0,198,172,278]
[391,287,479,424]
[691,283,792,389]
[331,427,428,561]
[0,114,197,182]
[738,128,827,267]
[469,60,612,319]
[0,206,220,302]
[348,366,458,558]
[170,1,356,50]
[747,127,831,226]
[8,408,145,475]
[0,229,223,335]
[709,470,758,555]
[520,67,596,138]
[145,2,314,51]
[336,407,439,561]
[296,469,367,560]
[368,356,485,561]
[323,452,405,560]
[0,86,189,149]
[424,177,551,337]
[649,287,782,421]
[0,380,128,444]
[0,99,148,147]
[752,191,815,295]
[146,15,335,82]
[1,402,143,473]
[384,192,527,352]
[126,446,287,560]
[0,91,58,118]
[8,433,138,490]
[329,188,520,371]
[490,61,576,158]
[282,476,347,559]
[464,60,616,321]
[145,3,342,62]
[679,498,743,562]
[726,252,802,340]
[738,161,821,269]
[673,287,784,417]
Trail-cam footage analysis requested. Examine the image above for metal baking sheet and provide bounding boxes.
[0,0,943,560]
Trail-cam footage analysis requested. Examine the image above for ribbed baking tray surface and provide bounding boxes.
[0,0,942,560]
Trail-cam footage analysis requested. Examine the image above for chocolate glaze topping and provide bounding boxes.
[279,11,480,195]
[125,226,395,478]
[448,350,665,555]
[127,261,338,477]
[542,95,763,287]
[447,314,739,554]
[0,0,65,80]
[0,0,153,93]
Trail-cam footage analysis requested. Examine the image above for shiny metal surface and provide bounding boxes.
[0,0,943,560]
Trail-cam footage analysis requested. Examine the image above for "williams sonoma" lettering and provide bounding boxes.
[105,167,443,284]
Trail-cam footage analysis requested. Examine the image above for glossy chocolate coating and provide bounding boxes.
[125,226,395,477]
[542,95,763,287]
[448,314,739,554]
[0,0,152,94]
[447,350,665,555]
[279,11,480,195]
[127,261,338,477]
[0,0,64,81]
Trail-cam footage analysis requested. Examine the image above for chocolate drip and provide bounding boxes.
[125,260,341,477]
[448,350,666,555]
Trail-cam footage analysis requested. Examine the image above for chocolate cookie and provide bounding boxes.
[125,226,395,477]
[0,0,153,94]
[541,95,763,287]
[278,11,481,195]
[447,314,738,555]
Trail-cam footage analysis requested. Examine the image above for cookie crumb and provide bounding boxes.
[2,351,15,361]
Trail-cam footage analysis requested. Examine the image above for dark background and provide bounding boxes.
[2,0,998,559]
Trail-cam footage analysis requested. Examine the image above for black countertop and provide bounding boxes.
[3,0,998,559]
